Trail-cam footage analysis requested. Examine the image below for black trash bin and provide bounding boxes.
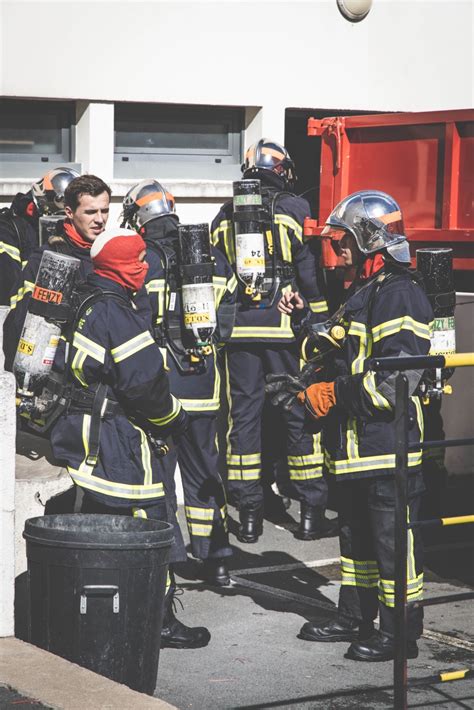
[23,514,174,695]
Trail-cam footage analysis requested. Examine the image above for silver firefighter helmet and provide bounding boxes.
[323,190,410,263]
[31,167,80,215]
[122,179,176,229]
[242,138,296,186]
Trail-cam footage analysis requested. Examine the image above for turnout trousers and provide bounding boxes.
[159,414,232,561]
[225,343,327,511]
[337,472,425,640]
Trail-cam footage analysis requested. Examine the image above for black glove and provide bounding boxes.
[265,363,319,412]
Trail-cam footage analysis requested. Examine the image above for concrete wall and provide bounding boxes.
[2,1,472,112]
[1,1,472,213]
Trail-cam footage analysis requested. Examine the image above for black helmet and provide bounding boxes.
[242,138,296,188]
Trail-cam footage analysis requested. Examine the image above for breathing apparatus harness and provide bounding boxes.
[144,224,217,376]
[232,180,295,308]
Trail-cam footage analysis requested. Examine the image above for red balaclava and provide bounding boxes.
[90,228,148,292]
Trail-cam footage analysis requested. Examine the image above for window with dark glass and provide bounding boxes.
[0,99,75,175]
[114,103,244,179]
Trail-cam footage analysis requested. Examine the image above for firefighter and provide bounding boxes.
[122,180,237,586]
[0,167,79,305]
[211,138,334,543]
[272,190,433,661]
[49,227,211,649]
[3,174,115,371]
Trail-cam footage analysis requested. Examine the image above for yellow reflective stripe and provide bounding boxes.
[372,316,431,343]
[10,280,34,309]
[149,395,182,426]
[185,506,214,521]
[413,396,424,442]
[73,332,106,364]
[274,213,303,243]
[187,522,213,537]
[309,299,328,314]
[111,331,155,363]
[231,326,294,338]
[0,242,21,262]
[146,279,165,293]
[227,468,261,480]
[378,573,423,607]
[363,371,392,411]
[289,469,323,480]
[227,453,261,465]
[227,273,238,294]
[346,417,359,460]
[130,422,153,486]
[341,556,379,573]
[69,468,165,499]
[71,350,88,387]
[180,398,219,411]
[326,451,422,475]
[287,454,323,466]
[180,353,220,412]
[350,322,371,375]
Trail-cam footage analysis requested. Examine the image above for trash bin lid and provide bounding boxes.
[23,514,175,550]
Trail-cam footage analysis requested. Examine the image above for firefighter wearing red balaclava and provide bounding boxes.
[49,227,211,651]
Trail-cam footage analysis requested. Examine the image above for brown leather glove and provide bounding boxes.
[297,381,336,418]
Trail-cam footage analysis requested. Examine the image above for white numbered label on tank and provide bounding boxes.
[430,317,456,355]
[235,233,265,279]
[182,283,216,328]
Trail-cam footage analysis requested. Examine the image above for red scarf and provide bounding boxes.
[360,253,385,280]
[63,221,93,251]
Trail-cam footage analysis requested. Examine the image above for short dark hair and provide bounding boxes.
[64,174,111,211]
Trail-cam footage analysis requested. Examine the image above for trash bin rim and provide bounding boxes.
[23,514,175,550]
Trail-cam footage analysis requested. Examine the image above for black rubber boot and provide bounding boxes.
[160,585,211,649]
[294,503,339,540]
[237,507,263,543]
[298,616,373,643]
[345,630,419,662]
[202,558,231,587]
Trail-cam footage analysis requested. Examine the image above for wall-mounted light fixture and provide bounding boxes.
[337,0,373,22]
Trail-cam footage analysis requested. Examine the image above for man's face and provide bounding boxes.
[65,192,110,241]
[339,233,360,267]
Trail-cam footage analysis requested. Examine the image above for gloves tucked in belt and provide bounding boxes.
[297,381,336,419]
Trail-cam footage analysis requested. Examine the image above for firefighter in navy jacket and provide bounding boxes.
[211,138,333,543]
[122,180,237,587]
[275,191,433,662]
[3,174,116,371]
[0,168,79,306]
[50,227,211,650]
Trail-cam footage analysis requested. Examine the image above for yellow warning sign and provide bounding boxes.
[18,339,35,356]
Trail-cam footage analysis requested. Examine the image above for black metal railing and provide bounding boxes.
[370,353,474,710]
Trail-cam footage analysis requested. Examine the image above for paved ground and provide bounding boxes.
[156,501,474,710]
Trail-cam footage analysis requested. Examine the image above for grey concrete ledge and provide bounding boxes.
[0,638,177,710]
[0,179,233,200]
